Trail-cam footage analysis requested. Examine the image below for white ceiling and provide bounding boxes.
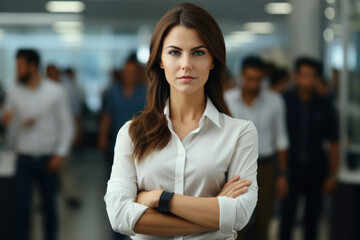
[0,0,290,35]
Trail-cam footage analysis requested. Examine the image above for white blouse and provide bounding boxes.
[104,97,259,240]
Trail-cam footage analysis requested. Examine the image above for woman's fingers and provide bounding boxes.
[223,175,240,188]
[230,186,249,198]
[226,180,251,196]
[230,180,252,192]
[219,175,240,196]
[218,178,252,197]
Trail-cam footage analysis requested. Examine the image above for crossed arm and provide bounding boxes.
[133,176,251,235]
[105,121,259,237]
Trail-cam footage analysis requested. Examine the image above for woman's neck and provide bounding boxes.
[169,89,206,124]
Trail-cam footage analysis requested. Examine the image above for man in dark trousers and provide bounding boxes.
[226,56,289,240]
[3,49,73,240]
[280,57,339,240]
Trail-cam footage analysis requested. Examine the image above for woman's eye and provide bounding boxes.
[169,50,180,56]
[193,50,205,56]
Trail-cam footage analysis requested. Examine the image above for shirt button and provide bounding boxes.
[179,152,184,157]
[177,178,182,183]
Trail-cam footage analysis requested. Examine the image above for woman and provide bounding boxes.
[104,2,258,239]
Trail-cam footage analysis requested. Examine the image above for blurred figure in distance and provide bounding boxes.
[269,67,290,94]
[99,53,147,240]
[2,49,73,240]
[226,56,289,240]
[280,57,339,240]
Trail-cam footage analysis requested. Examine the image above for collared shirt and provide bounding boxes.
[3,78,74,156]
[104,97,258,240]
[226,88,288,157]
[283,87,339,168]
[102,82,147,151]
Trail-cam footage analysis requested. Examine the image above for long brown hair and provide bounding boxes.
[129,2,231,161]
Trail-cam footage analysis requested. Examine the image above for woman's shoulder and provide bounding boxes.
[118,120,132,133]
[220,113,257,132]
[114,120,134,151]
[116,120,133,140]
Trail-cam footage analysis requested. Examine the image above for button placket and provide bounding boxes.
[174,143,185,240]
[174,140,185,195]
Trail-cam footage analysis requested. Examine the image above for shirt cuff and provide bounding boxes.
[217,196,237,235]
[122,202,149,236]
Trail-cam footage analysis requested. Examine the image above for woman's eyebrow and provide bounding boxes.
[165,45,182,50]
[165,45,207,50]
[191,45,207,50]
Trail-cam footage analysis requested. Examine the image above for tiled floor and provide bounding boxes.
[29,148,329,240]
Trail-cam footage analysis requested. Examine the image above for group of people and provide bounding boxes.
[226,56,339,240]
[0,3,340,240]
[0,48,148,240]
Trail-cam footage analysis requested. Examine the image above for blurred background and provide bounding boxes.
[0,0,359,240]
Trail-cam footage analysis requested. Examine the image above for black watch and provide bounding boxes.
[158,191,174,214]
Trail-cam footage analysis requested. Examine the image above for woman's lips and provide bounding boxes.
[178,75,196,82]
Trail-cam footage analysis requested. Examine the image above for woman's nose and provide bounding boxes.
[180,54,192,70]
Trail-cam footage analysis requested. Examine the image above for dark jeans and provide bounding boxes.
[237,155,276,240]
[280,162,326,240]
[15,154,59,240]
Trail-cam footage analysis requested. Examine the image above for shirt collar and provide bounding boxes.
[163,96,221,128]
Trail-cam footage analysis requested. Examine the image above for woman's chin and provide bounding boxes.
[171,85,204,96]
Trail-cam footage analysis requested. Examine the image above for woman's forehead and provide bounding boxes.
[163,25,206,49]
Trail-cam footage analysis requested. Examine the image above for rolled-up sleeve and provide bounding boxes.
[104,121,148,236]
[217,121,258,234]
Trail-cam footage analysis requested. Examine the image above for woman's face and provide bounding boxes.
[160,25,214,96]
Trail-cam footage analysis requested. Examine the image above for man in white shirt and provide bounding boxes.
[2,49,73,240]
[226,56,289,240]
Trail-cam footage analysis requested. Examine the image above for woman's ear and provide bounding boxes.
[210,62,215,70]
[160,62,164,69]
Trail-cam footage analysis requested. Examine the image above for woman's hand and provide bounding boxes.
[217,175,252,198]
[136,189,163,208]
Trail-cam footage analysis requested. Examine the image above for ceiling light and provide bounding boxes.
[225,31,257,48]
[323,28,334,42]
[265,3,293,15]
[0,13,82,25]
[326,0,336,4]
[46,1,85,13]
[60,32,83,43]
[53,21,84,33]
[226,35,256,43]
[325,7,335,20]
[243,22,276,34]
